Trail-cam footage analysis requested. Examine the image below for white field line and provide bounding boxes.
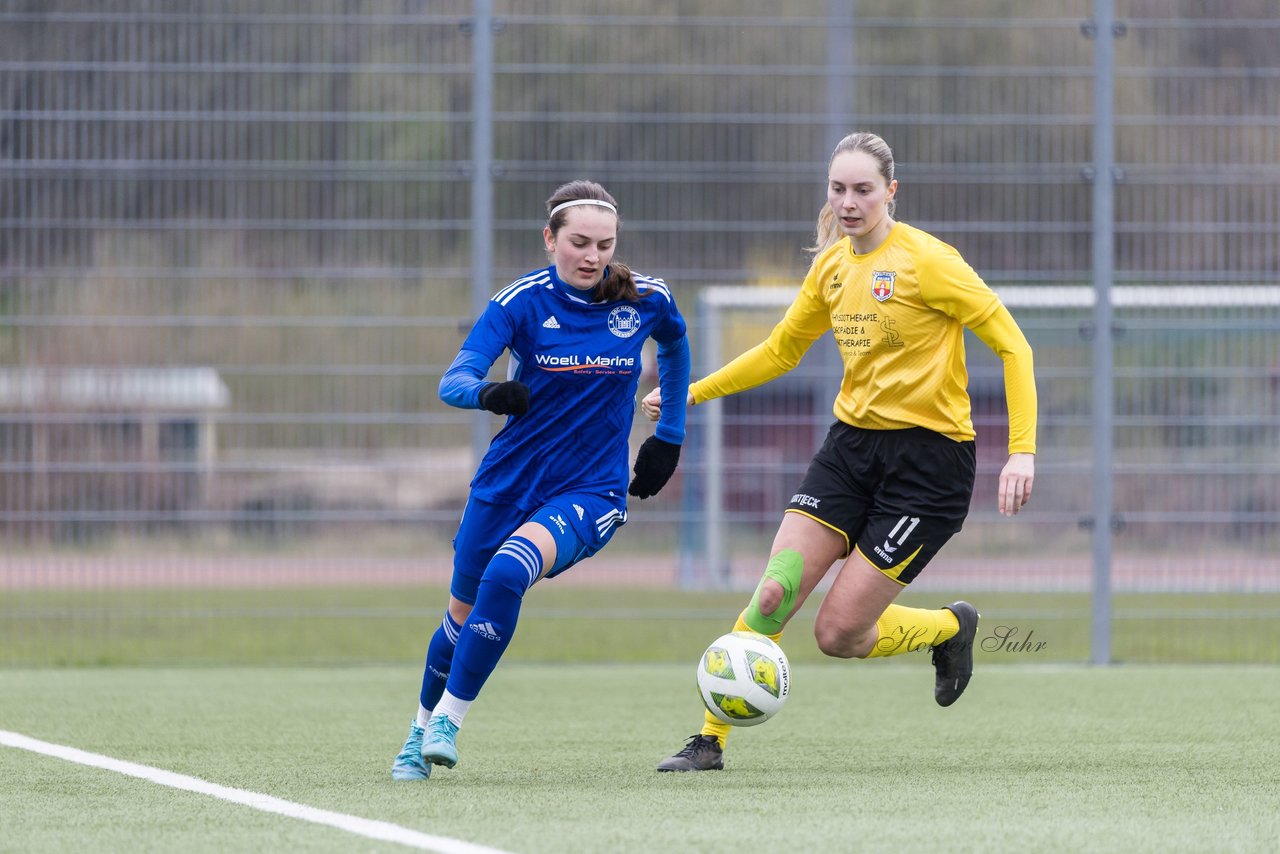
[0,730,514,854]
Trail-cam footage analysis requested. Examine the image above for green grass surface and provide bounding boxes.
[3,664,1278,853]
[4,585,1279,666]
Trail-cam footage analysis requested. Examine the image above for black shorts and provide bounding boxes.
[785,422,976,585]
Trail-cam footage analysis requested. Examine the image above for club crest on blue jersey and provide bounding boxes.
[871,271,896,302]
[608,305,641,338]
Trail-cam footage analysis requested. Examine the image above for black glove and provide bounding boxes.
[628,436,682,499]
[478,381,530,416]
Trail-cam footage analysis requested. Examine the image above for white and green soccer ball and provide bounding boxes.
[696,631,790,727]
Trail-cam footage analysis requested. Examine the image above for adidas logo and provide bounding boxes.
[542,315,561,329]
[469,620,502,642]
[573,503,585,520]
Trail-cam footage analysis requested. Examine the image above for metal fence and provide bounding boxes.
[2,1,1277,663]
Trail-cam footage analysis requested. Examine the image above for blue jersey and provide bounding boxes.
[442,265,689,509]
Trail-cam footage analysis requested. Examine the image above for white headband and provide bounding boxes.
[549,198,618,219]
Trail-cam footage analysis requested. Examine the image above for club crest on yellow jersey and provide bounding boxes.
[871,271,896,302]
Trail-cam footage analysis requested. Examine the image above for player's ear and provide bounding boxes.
[543,225,555,253]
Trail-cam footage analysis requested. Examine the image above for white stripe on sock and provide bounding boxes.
[497,538,541,590]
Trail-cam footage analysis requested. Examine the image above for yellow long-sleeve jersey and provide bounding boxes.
[691,222,1037,454]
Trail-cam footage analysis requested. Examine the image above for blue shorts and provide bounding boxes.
[449,492,628,605]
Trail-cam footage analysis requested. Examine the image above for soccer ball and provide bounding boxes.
[695,631,790,727]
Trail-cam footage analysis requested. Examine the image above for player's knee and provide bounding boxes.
[480,538,542,598]
[744,549,805,634]
[481,562,530,598]
[758,578,784,616]
[447,598,473,625]
[813,623,855,658]
[813,618,873,659]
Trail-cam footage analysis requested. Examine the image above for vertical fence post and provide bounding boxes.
[1088,0,1117,665]
[701,293,727,588]
[469,0,495,467]
[818,0,858,453]
[825,0,857,148]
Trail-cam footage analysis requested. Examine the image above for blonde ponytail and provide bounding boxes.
[808,204,844,257]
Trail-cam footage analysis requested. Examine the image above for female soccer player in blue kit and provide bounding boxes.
[646,132,1037,771]
[391,180,691,780]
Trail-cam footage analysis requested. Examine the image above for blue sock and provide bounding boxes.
[446,536,542,702]
[418,611,462,713]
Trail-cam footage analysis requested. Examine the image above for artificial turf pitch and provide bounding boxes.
[3,662,1278,853]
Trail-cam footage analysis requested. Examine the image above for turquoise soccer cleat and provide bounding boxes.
[390,721,431,781]
[421,715,460,769]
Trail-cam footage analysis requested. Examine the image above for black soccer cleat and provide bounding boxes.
[656,734,724,772]
[932,601,979,707]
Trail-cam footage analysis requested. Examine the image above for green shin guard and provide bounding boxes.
[744,549,804,635]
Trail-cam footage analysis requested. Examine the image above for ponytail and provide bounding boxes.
[807,205,843,257]
[596,261,639,303]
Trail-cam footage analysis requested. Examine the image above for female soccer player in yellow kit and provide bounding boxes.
[647,131,1037,771]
